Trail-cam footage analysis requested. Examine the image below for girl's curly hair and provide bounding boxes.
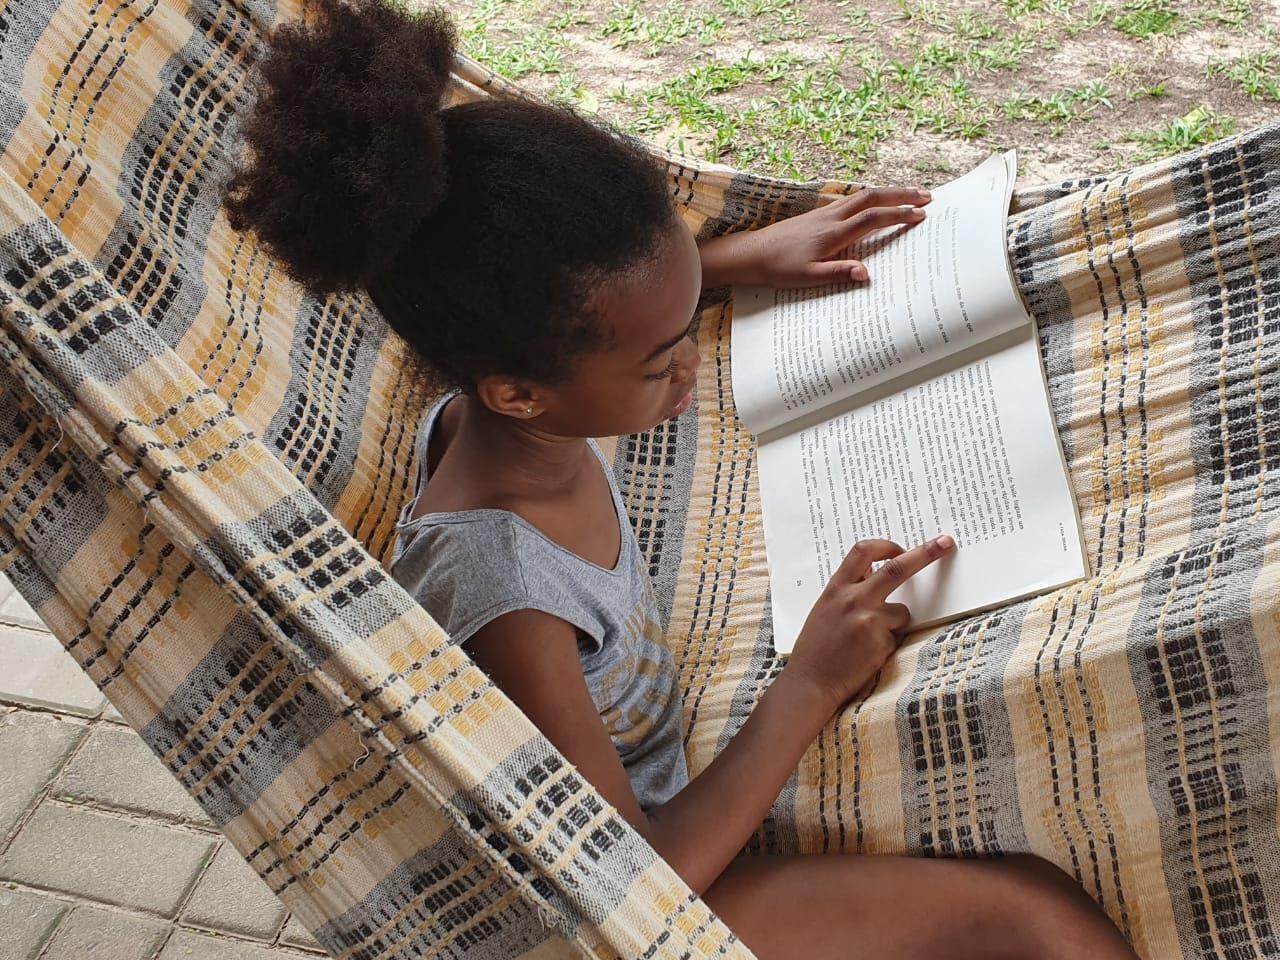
[224,0,677,388]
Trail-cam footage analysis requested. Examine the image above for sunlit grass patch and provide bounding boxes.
[1060,2,1113,37]
[464,24,567,78]
[1002,82,1113,131]
[620,54,809,164]
[1206,53,1280,101]
[1198,0,1252,27]
[1002,0,1075,17]
[1126,81,1169,100]
[914,34,1037,72]
[1112,0,1181,38]
[718,0,810,41]
[442,0,1263,183]
[600,2,726,55]
[1126,105,1238,160]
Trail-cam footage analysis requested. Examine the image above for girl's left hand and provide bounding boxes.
[699,186,932,289]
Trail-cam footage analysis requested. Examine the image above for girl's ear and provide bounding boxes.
[474,376,543,421]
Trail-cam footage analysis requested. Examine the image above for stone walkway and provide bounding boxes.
[0,576,328,960]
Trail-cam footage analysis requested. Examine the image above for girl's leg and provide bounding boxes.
[702,852,1137,960]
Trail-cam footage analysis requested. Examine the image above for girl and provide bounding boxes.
[226,1,1138,956]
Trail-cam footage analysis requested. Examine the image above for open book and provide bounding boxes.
[731,151,1088,654]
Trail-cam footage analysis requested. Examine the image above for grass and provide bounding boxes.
[462,21,567,79]
[1200,0,1252,27]
[1207,53,1280,101]
[1126,105,1238,160]
[601,3,727,55]
[1126,81,1169,101]
[1112,0,1181,38]
[445,0,1272,184]
[718,0,810,41]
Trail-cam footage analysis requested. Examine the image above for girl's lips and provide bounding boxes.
[669,387,695,418]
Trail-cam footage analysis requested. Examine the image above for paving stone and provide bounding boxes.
[57,725,210,824]
[0,887,69,960]
[0,711,87,839]
[0,574,44,630]
[0,627,104,716]
[41,904,168,960]
[181,843,287,940]
[0,804,215,916]
[279,915,324,952]
[161,928,307,960]
[101,697,126,723]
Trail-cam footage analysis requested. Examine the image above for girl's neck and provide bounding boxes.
[449,393,593,495]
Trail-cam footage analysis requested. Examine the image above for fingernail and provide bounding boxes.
[920,190,932,200]
[935,534,955,550]
[851,264,868,281]
[910,207,926,218]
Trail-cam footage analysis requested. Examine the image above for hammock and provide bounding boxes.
[1,0,1277,953]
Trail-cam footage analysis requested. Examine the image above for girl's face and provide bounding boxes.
[522,217,705,439]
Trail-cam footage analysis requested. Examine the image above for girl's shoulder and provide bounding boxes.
[391,511,616,657]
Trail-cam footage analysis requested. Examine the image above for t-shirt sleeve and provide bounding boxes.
[396,517,607,654]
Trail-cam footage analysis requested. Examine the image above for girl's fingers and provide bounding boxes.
[835,538,905,582]
[883,603,911,631]
[832,186,931,217]
[865,535,956,600]
[803,260,869,285]
[842,204,927,241]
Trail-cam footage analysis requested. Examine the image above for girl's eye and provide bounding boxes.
[647,355,678,381]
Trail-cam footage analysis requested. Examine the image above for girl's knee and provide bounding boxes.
[993,854,1136,959]
[1003,852,1083,896]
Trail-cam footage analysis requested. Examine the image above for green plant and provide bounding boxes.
[719,0,803,23]
[976,36,1036,71]
[913,155,954,174]
[1126,80,1169,100]
[1126,106,1238,160]
[895,0,950,28]
[1070,80,1113,108]
[601,4,727,55]
[953,11,1000,40]
[550,71,597,110]
[1062,1,1113,35]
[1112,0,1180,37]
[464,25,565,79]
[548,6,591,29]
[447,0,1263,183]
[601,1,644,45]
[844,7,872,30]
[1002,0,1042,17]
[1106,63,1138,83]
[1200,0,1251,28]
[1207,53,1280,100]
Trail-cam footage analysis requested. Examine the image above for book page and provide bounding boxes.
[756,325,1086,654]
[732,152,1027,437]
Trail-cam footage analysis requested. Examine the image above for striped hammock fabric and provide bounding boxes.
[1,0,1277,955]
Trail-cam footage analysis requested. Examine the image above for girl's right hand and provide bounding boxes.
[783,535,956,712]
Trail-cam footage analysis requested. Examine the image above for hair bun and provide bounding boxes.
[225,0,456,293]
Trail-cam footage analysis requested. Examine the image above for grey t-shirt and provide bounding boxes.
[390,393,690,811]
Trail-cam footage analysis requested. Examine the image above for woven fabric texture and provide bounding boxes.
[0,0,1277,957]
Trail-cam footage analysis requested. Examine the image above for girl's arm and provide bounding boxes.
[464,536,952,897]
[465,607,839,896]
[697,186,932,290]
[643,664,841,892]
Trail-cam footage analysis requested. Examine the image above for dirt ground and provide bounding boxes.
[443,0,1280,188]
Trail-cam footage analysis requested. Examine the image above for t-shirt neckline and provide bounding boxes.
[396,391,632,577]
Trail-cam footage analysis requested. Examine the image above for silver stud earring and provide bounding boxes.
[526,406,533,415]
